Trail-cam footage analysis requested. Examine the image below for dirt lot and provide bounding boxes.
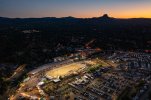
[46,62,85,78]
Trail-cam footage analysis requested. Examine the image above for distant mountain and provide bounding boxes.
[0,14,151,25]
[0,14,151,39]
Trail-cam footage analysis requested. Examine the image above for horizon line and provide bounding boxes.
[1,15,151,19]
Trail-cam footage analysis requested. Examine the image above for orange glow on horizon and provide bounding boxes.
[64,4,151,18]
[75,12,151,19]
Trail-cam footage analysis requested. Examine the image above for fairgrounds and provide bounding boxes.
[45,62,86,79]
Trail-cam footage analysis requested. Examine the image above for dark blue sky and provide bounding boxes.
[0,0,151,18]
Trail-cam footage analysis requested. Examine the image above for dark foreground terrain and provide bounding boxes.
[0,14,151,99]
[0,14,151,64]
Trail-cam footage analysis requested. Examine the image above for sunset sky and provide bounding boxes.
[0,0,151,18]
